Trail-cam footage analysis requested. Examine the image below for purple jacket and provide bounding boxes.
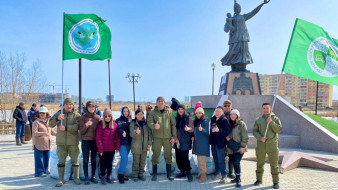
[96,121,120,154]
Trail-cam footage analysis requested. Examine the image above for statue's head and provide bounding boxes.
[234,3,241,14]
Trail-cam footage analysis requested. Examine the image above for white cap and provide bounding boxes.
[230,109,240,117]
[39,106,48,113]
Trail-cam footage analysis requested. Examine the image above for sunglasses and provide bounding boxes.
[223,105,231,107]
[104,115,112,118]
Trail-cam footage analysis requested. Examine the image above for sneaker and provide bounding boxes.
[212,173,222,180]
[273,183,280,189]
[219,177,226,184]
[254,180,262,186]
[133,177,138,182]
[138,176,146,181]
[90,177,98,184]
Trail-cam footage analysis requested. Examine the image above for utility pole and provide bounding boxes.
[126,73,141,111]
[211,63,216,95]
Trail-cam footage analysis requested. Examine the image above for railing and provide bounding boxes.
[0,123,15,135]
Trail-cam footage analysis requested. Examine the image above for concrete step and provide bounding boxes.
[247,133,300,149]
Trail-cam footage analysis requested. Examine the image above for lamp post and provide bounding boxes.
[211,63,216,95]
[126,73,141,111]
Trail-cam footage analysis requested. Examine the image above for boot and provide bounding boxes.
[186,171,193,182]
[15,137,22,146]
[151,165,157,181]
[166,164,174,181]
[198,173,207,183]
[138,175,146,181]
[84,176,90,185]
[100,175,107,185]
[236,175,241,187]
[273,183,280,189]
[106,175,114,184]
[254,180,262,186]
[175,170,186,178]
[118,174,125,184]
[90,177,98,184]
[124,175,129,181]
[72,165,82,185]
[20,136,28,144]
[55,165,65,187]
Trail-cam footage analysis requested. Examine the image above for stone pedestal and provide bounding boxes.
[218,72,261,95]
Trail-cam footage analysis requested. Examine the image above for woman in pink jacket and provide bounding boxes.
[96,108,120,185]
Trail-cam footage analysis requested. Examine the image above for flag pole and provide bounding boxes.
[61,13,65,126]
[108,59,112,109]
[79,58,82,114]
[315,81,319,115]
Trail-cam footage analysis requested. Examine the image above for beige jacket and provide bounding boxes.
[32,118,56,151]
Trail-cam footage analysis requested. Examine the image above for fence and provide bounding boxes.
[0,123,15,135]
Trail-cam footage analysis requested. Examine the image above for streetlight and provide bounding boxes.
[211,63,216,95]
[126,73,141,111]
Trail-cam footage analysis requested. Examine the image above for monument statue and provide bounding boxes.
[221,0,270,72]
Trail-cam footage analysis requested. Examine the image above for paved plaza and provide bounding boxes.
[1,135,338,190]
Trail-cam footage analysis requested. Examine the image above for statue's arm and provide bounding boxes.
[244,3,264,21]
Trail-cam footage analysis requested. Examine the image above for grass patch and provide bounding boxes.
[305,113,338,137]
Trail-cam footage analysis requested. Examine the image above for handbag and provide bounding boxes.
[227,139,240,152]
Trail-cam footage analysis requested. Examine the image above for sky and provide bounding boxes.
[1,0,337,102]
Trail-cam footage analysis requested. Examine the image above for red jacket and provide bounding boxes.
[96,121,120,153]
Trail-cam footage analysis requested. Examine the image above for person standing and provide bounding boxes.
[13,102,28,146]
[174,104,194,182]
[79,101,101,185]
[226,109,248,187]
[96,108,120,185]
[210,106,231,184]
[223,99,235,179]
[116,106,132,184]
[129,108,152,182]
[32,106,56,177]
[147,96,177,181]
[49,98,82,187]
[193,107,209,183]
[253,103,282,189]
[28,103,39,136]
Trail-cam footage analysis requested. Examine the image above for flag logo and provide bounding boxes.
[68,19,101,54]
[307,37,338,77]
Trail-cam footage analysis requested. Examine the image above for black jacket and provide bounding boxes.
[175,112,194,151]
[116,116,132,146]
[209,115,231,148]
[13,106,27,124]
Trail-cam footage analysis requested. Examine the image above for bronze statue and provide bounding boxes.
[221,0,270,72]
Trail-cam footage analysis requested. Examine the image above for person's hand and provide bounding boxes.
[184,125,190,132]
[58,114,64,121]
[122,131,126,137]
[86,120,93,126]
[100,153,103,156]
[116,150,119,153]
[59,125,65,131]
[267,117,272,124]
[175,139,179,143]
[136,127,141,135]
[198,124,203,132]
[264,0,270,4]
[239,147,245,154]
[191,137,194,141]
[147,145,151,150]
[214,126,219,132]
[261,137,266,143]
[226,136,230,141]
[154,121,160,130]
[170,138,175,144]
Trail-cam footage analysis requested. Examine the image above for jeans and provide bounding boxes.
[232,152,244,175]
[211,145,226,177]
[15,122,26,137]
[34,146,50,177]
[175,148,191,172]
[99,151,115,176]
[81,140,98,178]
[118,145,130,175]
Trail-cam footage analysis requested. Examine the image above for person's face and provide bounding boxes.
[223,104,232,113]
[215,108,224,118]
[87,105,95,114]
[64,103,74,112]
[32,106,37,110]
[262,105,271,116]
[196,112,202,119]
[177,108,184,116]
[20,104,25,109]
[123,108,129,117]
[39,112,47,119]
[104,115,112,122]
[157,99,165,110]
[136,112,144,121]
[230,113,237,121]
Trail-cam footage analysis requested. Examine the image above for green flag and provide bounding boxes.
[282,18,338,85]
[63,13,112,60]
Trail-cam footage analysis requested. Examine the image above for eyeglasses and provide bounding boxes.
[223,105,231,107]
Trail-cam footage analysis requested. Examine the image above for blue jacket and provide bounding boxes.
[27,108,39,125]
[175,112,194,151]
[210,115,231,148]
[194,118,210,156]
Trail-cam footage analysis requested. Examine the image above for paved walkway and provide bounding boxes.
[1,135,338,190]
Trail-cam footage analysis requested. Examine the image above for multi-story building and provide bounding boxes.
[259,74,333,107]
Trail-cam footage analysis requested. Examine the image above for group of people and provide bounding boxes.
[14,96,282,189]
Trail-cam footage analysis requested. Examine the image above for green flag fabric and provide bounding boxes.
[63,13,112,60]
[282,18,338,85]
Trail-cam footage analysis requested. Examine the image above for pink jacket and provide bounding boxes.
[96,121,120,153]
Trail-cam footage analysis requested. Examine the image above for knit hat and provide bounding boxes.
[135,108,144,116]
[170,97,180,111]
[230,109,240,117]
[63,98,74,105]
[195,107,204,114]
[193,101,202,115]
[177,104,185,110]
[223,100,232,105]
[103,108,113,117]
[32,103,37,107]
[156,96,165,102]
[86,101,95,108]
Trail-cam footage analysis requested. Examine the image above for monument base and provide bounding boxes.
[218,72,261,95]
